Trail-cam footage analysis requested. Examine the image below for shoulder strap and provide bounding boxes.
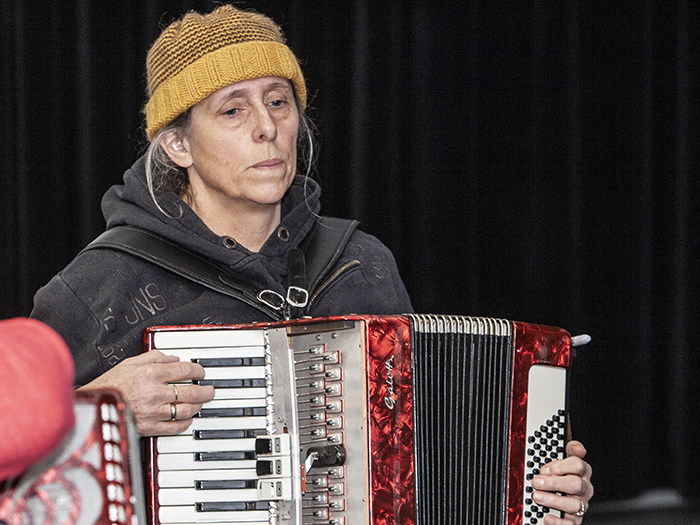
[80,218,358,320]
[286,216,359,318]
[81,225,284,319]
[299,216,360,295]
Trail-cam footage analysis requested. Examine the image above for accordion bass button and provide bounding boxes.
[308,379,326,391]
[310,508,329,519]
[326,416,343,428]
[328,498,346,510]
[326,432,343,444]
[307,344,326,355]
[309,362,326,374]
[323,351,341,364]
[325,368,342,382]
[310,395,326,407]
[325,383,342,396]
[325,401,342,413]
[310,411,327,422]
[310,426,328,438]
[327,466,344,478]
[308,475,329,488]
[328,482,345,495]
[311,492,329,504]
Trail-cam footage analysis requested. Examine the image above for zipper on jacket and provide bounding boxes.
[307,260,362,309]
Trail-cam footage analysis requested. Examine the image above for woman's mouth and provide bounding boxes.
[252,158,284,169]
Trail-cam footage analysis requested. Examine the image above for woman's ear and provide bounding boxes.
[159,130,193,169]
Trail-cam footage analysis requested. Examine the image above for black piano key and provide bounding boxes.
[196,479,258,490]
[256,460,273,476]
[191,357,266,367]
[255,437,273,455]
[196,407,267,418]
[195,378,266,388]
[196,501,268,512]
[195,451,256,461]
[193,429,265,440]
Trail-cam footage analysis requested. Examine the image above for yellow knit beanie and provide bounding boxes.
[144,5,307,140]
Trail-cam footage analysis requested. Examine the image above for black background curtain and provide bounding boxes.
[2,0,698,505]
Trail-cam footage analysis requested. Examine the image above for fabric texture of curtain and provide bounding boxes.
[2,0,698,504]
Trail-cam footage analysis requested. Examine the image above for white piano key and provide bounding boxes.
[153,330,267,350]
[157,436,256,454]
[157,454,257,471]
[202,398,266,410]
[197,366,266,380]
[178,416,267,435]
[159,487,260,505]
[158,506,269,523]
[157,469,259,488]
[213,387,267,400]
[158,346,266,362]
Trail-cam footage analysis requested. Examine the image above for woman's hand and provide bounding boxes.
[531,440,594,524]
[78,350,215,436]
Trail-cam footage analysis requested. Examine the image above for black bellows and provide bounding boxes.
[410,315,514,525]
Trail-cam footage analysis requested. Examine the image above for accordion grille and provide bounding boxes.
[409,315,514,525]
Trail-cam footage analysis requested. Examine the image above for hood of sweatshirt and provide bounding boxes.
[101,154,322,287]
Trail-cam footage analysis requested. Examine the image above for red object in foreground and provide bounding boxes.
[0,317,75,481]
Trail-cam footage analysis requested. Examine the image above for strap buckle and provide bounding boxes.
[257,290,286,311]
[286,286,309,309]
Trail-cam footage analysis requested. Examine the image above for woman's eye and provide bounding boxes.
[223,107,240,116]
[269,99,286,108]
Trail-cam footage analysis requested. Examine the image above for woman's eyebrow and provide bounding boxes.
[216,81,292,105]
[264,80,292,92]
[218,87,247,103]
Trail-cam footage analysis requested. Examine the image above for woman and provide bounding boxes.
[31,5,592,522]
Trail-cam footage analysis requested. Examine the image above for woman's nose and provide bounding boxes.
[252,106,277,142]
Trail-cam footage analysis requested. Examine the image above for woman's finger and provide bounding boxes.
[533,490,587,515]
[158,359,207,383]
[137,349,181,364]
[161,400,204,422]
[167,383,215,405]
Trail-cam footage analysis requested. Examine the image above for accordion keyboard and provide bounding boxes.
[151,329,288,524]
[148,322,367,525]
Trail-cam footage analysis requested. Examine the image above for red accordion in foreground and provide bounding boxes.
[0,389,146,525]
[143,314,573,525]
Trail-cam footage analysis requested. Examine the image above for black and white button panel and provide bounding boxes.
[522,365,568,525]
[523,410,566,524]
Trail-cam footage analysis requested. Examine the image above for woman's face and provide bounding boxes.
[172,76,299,215]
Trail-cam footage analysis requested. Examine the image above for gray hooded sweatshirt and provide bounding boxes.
[31,155,413,386]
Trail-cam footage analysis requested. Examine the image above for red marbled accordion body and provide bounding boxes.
[143,315,572,525]
[506,322,572,525]
[364,316,416,525]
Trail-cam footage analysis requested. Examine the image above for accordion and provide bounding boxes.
[0,389,146,525]
[143,314,573,525]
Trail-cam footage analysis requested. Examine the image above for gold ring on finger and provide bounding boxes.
[170,402,177,421]
[173,384,178,403]
[575,498,586,517]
